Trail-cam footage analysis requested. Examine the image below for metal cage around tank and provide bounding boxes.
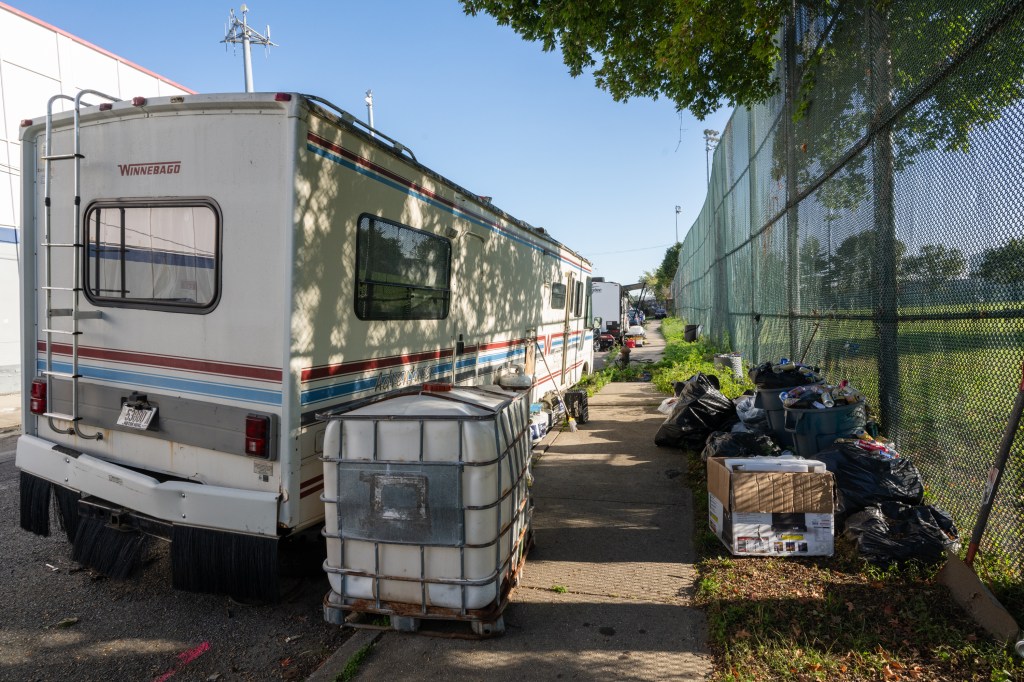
[317,385,533,634]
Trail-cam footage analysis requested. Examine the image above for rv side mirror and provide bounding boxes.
[593,317,602,329]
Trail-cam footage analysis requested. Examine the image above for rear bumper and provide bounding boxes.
[15,434,280,537]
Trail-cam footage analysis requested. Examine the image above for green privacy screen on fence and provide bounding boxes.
[672,1,1024,567]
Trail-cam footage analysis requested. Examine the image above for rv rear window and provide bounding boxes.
[355,215,451,321]
[83,200,220,312]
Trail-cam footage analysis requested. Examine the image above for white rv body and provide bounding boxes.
[591,280,626,335]
[16,93,593,587]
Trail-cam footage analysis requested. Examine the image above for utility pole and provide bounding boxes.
[674,205,681,244]
[703,129,720,183]
[223,5,276,93]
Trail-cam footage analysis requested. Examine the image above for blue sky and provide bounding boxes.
[10,0,732,286]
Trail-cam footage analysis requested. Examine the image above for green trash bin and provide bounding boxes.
[753,386,817,447]
[784,401,868,458]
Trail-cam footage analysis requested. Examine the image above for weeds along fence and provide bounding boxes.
[672,1,1024,572]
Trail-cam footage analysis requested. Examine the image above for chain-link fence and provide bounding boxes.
[673,1,1024,570]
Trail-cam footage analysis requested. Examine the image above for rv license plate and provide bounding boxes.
[116,404,157,430]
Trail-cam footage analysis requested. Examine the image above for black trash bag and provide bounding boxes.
[843,501,959,565]
[655,373,737,449]
[674,373,720,396]
[701,430,781,461]
[748,361,822,389]
[816,441,924,521]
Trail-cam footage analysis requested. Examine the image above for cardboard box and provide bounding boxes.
[707,457,835,557]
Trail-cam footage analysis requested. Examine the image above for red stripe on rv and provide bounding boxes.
[300,474,325,499]
[302,338,527,382]
[302,349,449,382]
[37,342,282,382]
[534,359,588,386]
[306,131,590,272]
[462,338,527,354]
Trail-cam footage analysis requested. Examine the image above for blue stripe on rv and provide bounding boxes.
[301,363,452,405]
[38,360,281,405]
[86,245,215,269]
[300,348,525,405]
[0,227,17,244]
[306,143,587,273]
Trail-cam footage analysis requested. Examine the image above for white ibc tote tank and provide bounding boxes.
[319,384,532,631]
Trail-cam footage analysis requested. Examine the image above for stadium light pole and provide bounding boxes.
[703,129,720,183]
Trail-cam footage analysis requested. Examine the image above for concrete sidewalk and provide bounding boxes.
[311,326,711,680]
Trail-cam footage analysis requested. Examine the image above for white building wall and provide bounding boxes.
[0,2,191,392]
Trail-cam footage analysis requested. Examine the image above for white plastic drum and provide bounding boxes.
[321,385,531,612]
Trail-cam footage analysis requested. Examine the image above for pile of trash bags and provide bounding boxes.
[701,430,780,461]
[815,438,923,521]
[653,359,960,566]
[654,373,736,450]
[844,502,959,565]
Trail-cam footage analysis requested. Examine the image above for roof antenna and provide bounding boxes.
[365,90,375,138]
[222,5,277,93]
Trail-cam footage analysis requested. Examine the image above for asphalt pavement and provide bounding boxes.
[309,322,712,681]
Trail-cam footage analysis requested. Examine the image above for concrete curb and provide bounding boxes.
[305,628,383,682]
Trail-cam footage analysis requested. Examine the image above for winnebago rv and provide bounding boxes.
[16,91,593,600]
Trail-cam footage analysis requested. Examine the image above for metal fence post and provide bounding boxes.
[785,5,801,360]
[870,2,901,436]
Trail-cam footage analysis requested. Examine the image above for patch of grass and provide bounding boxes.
[335,641,374,682]
[575,317,754,399]
[550,584,567,593]
[687,434,1024,681]
[651,318,754,398]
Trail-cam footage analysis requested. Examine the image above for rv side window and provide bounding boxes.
[550,282,566,309]
[83,200,220,312]
[355,215,451,321]
[573,281,584,317]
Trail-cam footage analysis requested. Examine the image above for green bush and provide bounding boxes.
[651,319,753,397]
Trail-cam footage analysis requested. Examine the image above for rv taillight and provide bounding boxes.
[21,119,33,127]
[131,96,147,107]
[30,379,47,415]
[245,414,270,458]
[99,103,113,111]
[274,93,292,102]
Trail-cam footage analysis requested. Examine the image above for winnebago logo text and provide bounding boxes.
[118,161,181,176]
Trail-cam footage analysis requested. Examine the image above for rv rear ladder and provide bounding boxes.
[39,90,119,439]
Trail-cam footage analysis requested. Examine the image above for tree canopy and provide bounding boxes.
[459,0,787,119]
[643,243,681,299]
[974,238,1024,286]
[902,244,965,293]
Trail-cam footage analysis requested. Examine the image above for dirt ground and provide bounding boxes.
[0,431,349,681]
